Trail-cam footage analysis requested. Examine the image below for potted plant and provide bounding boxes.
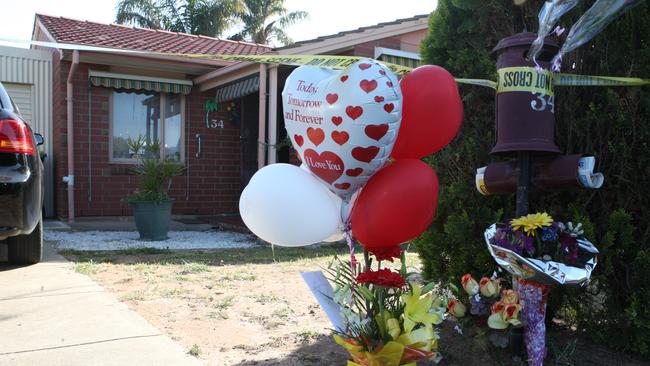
[126,136,182,241]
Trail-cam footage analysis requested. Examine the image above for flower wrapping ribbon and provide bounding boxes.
[518,280,551,366]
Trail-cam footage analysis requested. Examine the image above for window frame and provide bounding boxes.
[108,90,186,165]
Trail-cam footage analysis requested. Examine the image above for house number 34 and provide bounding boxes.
[530,93,555,113]
[209,119,225,129]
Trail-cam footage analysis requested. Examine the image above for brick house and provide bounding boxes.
[31,14,428,222]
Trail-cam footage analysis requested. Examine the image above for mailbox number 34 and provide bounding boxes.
[531,93,555,113]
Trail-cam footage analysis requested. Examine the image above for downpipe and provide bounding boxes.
[64,50,79,223]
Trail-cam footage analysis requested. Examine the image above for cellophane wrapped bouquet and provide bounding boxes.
[326,246,447,366]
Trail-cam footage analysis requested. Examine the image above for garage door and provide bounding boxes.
[0,46,53,217]
[4,83,34,124]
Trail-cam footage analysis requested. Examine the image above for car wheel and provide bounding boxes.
[8,219,43,264]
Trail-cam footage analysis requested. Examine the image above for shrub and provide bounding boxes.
[126,136,182,203]
[415,0,650,356]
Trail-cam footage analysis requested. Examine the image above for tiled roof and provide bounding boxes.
[36,14,271,55]
[277,14,429,50]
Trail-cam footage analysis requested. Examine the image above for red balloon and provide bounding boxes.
[391,65,463,159]
[351,159,439,248]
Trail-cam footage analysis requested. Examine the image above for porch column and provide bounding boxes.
[267,65,278,164]
[257,64,267,169]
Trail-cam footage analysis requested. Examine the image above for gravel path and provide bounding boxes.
[46,230,258,251]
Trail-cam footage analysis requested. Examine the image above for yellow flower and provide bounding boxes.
[501,289,519,305]
[385,317,401,340]
[479,277,500,298]
[461,274,479,295]
[447,298,466,318]
[510,212,553,236]
[401,285,441,333]
[487,303,522,329]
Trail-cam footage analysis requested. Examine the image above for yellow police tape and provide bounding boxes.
[496,67,554,96]
[2,38,649,90]
[171,53,416,76]
[554,73,650,87]
[173,53,649,90]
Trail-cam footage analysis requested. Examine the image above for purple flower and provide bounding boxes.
[495,238,522,255]
[560,233,579,263]
[523,236,535,256]
[541,226,559,242]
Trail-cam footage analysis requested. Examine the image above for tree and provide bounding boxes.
[115,0,242,37]
[229,0,308,45]
[416,0,650,356]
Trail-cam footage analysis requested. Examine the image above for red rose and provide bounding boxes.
[366,245,402,262]
[355,268,406,288]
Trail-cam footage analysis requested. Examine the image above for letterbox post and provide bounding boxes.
[491,32,560,215]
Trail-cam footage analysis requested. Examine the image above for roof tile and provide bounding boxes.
[36,14,271,55]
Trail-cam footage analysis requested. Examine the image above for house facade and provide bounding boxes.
[31,14,428,222]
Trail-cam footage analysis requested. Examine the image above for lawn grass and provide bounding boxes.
[58,244,351,267]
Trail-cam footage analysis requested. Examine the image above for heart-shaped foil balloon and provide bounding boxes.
[281,59,402,200]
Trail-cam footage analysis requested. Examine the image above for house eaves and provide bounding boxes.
[194,14,429,90]
[276,14,429,55]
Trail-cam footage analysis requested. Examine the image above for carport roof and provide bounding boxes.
[35,14,271,56]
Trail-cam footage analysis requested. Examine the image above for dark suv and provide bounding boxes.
[0,81,44,264]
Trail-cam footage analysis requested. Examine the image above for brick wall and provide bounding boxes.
[51,61,241,219]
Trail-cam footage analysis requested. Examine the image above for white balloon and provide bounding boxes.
[322,183,346,242]
[239,164,341,247]
[323,231,345,243]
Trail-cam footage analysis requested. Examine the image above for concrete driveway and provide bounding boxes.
[0,242,201,365]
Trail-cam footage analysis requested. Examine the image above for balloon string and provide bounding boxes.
[344,221,357,273]
[534,26,565,74]
[551,53,563,73]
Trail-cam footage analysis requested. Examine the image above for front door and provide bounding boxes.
[240,93,259,191]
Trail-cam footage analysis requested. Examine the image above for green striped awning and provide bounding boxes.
[88,71,192,94]
[215,75,260,103]
[378,54,421,69]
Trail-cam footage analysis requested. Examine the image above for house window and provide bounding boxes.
[110,91,184,162]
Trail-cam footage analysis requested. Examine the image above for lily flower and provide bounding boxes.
[401,285,441,333]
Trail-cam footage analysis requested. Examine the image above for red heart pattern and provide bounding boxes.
[365,124,389,141]
[307,127,325,146]
[346,106,364,120]
[359,79,378,94]
[282,59,402,199]
[294,134,304,147]
[303,149,344,184]
[346,168,363,177]
[331,131,349,145]
[352,146,380,163]
[334,183,351,190]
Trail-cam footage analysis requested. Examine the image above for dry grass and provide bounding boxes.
[60,244,423,365]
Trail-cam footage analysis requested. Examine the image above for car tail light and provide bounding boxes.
[0,119,35,154]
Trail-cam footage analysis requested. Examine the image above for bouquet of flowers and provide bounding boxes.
[326,247,446,366]
[485,212,598,286]
[493,212,585,264]
[446,273,524,349]
[485,212,599,366]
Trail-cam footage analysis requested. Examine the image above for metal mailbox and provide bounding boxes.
[491,32,560,155]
